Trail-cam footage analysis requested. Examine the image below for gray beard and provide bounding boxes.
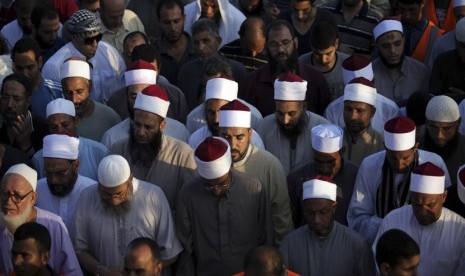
[101,195,133,216]
[0,203,33,233]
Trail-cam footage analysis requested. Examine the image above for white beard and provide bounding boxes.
[0,203,33,234]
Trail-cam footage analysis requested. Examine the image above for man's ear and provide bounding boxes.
[379,262,391,276]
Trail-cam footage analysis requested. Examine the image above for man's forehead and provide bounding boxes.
[202,0,219,5]
[3,174,31,191]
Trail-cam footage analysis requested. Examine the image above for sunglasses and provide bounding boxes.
[83,33,103,45]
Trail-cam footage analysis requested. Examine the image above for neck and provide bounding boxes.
[79,100,95,119]
[162,33,188,49]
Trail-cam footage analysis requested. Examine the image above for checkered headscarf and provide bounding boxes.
[67,9,101,37]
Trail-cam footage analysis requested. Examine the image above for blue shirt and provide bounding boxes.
[32,78,62,120]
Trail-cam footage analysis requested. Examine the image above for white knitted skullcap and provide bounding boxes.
[425,95,460,122]
[5,164,38,192]
[98,155,131,187]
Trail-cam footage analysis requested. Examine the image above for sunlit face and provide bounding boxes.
[426,120,459,147]
[313,150,342,178]
[385,145,418,173]
[133,109,165,145]
[381,255,420,276]
[291,0,313,22]
[124,245,162,276]
[193,31,221,59]
[376,31,404,66]
[159,5,186,43]
[343,101,374,136]
[11,238,49,276]
[220,127,252,162]
[411,191,446,225]
[1,174,36,217]
[12,51,42,87]
[62,77,91,117]
[275,101,305,132]
[35,17,60,47]
[205,99,229,135]
[303,198,336,236]
[72,32,101,59]
[200,0,220,19]
[398,2,423,26]
[1,80,31,125]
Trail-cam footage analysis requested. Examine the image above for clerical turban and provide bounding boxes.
[205,78,238,102]
[195,137,232,180]
[311,124,343,153]
[134,85,170,118]
[60,59,91,80]
[46,98,75,118]
[5,164,38,192]
[342,54,373,85]
[344,77,377,106]
[410,162,445,194]
[98,155,131,188]
[302,176,337,201]
[219,100,251,128]
[373,19,403,41]
[457,164,465,204]
[43,134,79,160]
[384,117,416,151]
[125,60,157,86]
[274,72,307,101]
[425,95,460,122]
[456,18,465,43]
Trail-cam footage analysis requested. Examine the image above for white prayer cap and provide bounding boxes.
[274,72,307,101]
[302,176,337,201]
[456,18,465,43]
[454,0,465,8]
[46,98,76,118]
[194,137,232,180]
[373,19,403,41]
[457,164,465,204]
[384,117,416,151]
[311,124,343,153]
[219,100,251,128]
[342,54,374,85]
[410,162,445,194]
[343,77,377,106]
[125,59,157,86]
[425,95,460,122]
[98,155,131,188]
[5,164,38,192]
[60,58,91,80]
[43,134,79,160]
[134,85,170,118]
[205,78,238,102]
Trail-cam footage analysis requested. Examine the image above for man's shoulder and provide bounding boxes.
[359,150,386,169]
[80,136,109,152]
[162,135,193,154]
[36,207,68,228]
[42,79,62,91]
[44,43,73,65]
[93,101,121,118]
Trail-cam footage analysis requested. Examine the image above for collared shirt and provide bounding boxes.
[99,9,145,56]
[188,125,264,150]
[257,112,329,174]
[74,178,183,266]
[41,41,126,103]
[176,170,274,276]
[32,137,109,181]
[31,78,62,121]
[373,56,430,107]
[153,33,196,86]
[35,175,97,239]
[219,39,268,72]
[280,223,376,276]
[347,149,452,243]
[0,208,82,275]
[77,100,122,142]
[374,206,465,276]
[343,126,384,165]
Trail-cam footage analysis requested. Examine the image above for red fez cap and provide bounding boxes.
[195,136,229,162]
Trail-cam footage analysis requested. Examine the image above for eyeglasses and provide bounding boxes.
[1,190,34,204]
[204,177,232,191]
[83,33,102,45]
[268,39,293,50]
[99,182,132,201]
[426,121,458,134]
[45,161,75,178]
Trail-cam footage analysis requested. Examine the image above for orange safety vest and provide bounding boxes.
[425,0,456,33]
[411,20,442,63]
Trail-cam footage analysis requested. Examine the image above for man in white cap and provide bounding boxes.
[74,154,182,275]
[186,76,262,134]
[0,164,82,275]
[111,84,197,211]
[218,99,293,244]
[422,95,465,216]
[347,116,451,243]
[176,136,273,276]
[280,176,376,276]
[258,72,329,174]
[42,9,125,103]
[60,58,121,141]
[188,79,264,149]
[32,98,109,181]
[342,77,384,165]
[324,54,400,135]
[372,19,430,108]
[431,17,465,103]
[35,133,97,239]
[102,59,190,149]
[288,124,359,227]
[373,162,465,276]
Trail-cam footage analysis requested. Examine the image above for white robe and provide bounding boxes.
[374,206,465,276]
[183,0,246,47]
[347,150,452,244]
[188,125,264,150]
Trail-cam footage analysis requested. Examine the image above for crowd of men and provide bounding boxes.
[1,0,465,275]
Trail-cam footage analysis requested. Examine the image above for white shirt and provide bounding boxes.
[41,41,125,103]
[374,206,465,276]
[188,125,264,150]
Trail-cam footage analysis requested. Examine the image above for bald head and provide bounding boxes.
[99,0,125,30]
[124,237,162,276]
[244,246,285,276]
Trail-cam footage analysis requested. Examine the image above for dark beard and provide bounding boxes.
[277,112,308,138]
[270,48,300,77]
[423,130,459,160]
[380,53,405,69]
[129,125,163,168]
[48,171,78,197]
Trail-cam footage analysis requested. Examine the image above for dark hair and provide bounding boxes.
[11,38,41,62]
[123,31,149,48]
[376,229,420,268]
[131,44,159,64]
[203,55,234,78]
[310,21,338,50]
[244,246,285,276]
[397,0,423,5]
[406,92,432,125]
[191,18,220,38]
[127,237,161,262]
[238,17,265,38]
[31,4,59,29]
[15,0,36,12]
[14,222,52,253]
[156,0,185,19]
[266,20,295,41]
[2,73,33,97]
[292,0,316,6]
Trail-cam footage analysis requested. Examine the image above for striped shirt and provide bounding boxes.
[220,39,268,72]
